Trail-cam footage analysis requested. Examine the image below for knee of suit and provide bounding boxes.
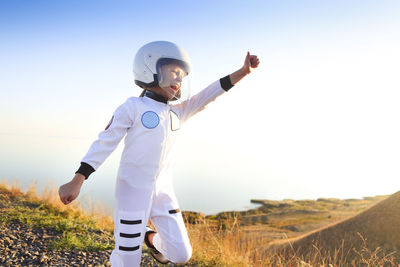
[167,241,192,264]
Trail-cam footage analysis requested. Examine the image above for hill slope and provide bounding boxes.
[274,191,400,263]
[0,184,184,266]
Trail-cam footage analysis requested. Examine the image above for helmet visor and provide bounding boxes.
[156,58,191,102]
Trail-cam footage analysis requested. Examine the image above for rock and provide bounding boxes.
[0,197,172,267]
[9,234,17,240]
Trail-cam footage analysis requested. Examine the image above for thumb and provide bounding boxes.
[244,51,250,68]
[246,51,250,62]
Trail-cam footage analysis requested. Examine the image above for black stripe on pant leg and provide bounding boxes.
[119,245,140,251]
[120,232,141,238]
[169,209,181,214]
[120,219,142,225]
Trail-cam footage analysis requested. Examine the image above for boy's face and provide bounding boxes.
[158,63,186,100]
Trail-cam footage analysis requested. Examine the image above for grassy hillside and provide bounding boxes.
[0,182,114,266]
[181,193,400,266]
[206,195,387,243]
[0,182,177,266]
[272,191,400,265]
[1,179,398,266]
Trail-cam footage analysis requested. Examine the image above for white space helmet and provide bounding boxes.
[133,41,191,89]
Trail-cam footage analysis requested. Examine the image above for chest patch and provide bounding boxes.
[170,110,180,131]
[141,111,159,129]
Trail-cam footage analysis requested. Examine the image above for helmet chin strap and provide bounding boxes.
[158,78,180,101]
[164,88,180,101]
[142,86,180,103]
[156,81,180,101]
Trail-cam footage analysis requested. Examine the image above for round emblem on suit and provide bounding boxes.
[141,111,159,129]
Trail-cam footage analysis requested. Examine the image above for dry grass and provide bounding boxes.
[186,216,268,266]
[187,217,399,266]
[186,191,400,267]
[2,179,399,266]
[273,191,400,266]
[0,179,114,233]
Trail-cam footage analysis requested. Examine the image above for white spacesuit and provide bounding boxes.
[75,41,234,266]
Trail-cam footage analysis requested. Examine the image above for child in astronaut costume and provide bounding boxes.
[59,41,259,266]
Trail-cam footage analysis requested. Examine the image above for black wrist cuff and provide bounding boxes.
[220,75,234,91]
[76,162,95,180]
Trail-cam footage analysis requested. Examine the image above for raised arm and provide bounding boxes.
[173,52,260,122]
[229,51,260,85]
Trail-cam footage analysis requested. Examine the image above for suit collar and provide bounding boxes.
[143,90,168,104]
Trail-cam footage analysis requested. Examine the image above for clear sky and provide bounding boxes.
[1,0,400,214]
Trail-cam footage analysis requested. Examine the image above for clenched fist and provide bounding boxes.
[243,52,260,74]
[58,173,85,205]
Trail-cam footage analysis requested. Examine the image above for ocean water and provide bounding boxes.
[0,134,263,215]
[3,127,399,217]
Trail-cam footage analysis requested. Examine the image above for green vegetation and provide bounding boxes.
[203,194,387,241]
[1,181,396,266]
[51,232,113,251]
[0,184,114,252]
